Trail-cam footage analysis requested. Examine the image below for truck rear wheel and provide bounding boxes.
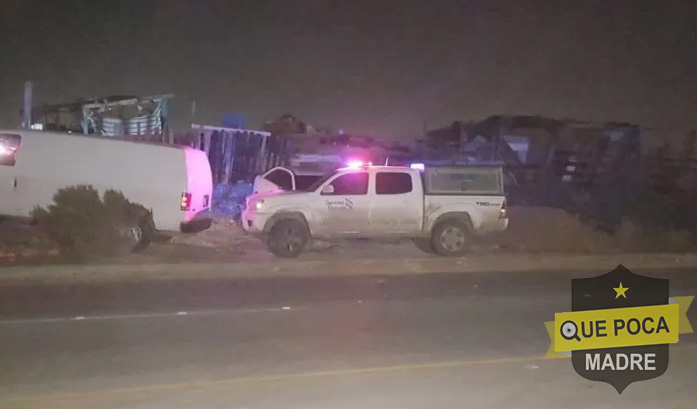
[113,203,155,253]
[267,219,309,258]
[431,219,471,257]
[413,238,436,254]
[130,213,156,253]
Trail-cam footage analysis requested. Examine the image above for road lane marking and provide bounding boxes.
[0,296,569,326]
[0,307,303,325]
[4,343,697,404]
[0,355,546,404]
[0,296,530,325]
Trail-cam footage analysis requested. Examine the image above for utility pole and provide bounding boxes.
[22,81,32,129]
[190,99,197,126]
[459,121,467,155]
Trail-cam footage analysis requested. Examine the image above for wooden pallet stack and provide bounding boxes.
[643,132,697,195]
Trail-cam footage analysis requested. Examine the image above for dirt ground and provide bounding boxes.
[138,219,415,264]
[476,207,622,253]
[2,206,693,266]
[128,206,627,264]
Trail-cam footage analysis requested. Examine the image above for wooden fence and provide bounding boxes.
[644,151,697,195]
[545,132,697,231]
[175,128,402,185]
[176,125,293,184]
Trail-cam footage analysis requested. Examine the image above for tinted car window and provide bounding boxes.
[376,172,413,194]
[0,134,21,167]
[264,169,293,190]
[328,172,369,195]
[295,175,322,191]
[304,171,338,192]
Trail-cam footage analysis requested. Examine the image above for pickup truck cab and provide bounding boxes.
[241,164,508,257]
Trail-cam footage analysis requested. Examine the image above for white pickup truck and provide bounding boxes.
[241,164,508,257]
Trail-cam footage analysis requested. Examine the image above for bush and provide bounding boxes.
[32,185,152,260]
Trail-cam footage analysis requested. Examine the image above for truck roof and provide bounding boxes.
[336,165,411,171]
[336,164,502,172]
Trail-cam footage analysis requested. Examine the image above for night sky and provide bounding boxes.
[2,0,697,139]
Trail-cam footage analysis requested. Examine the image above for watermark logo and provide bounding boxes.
[545,264,693,393]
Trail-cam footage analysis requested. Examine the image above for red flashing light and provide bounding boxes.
[181,192,192,211]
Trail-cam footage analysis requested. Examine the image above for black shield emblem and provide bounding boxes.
[571,264,669,393]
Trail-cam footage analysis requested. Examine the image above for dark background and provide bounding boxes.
[2,0,697,138]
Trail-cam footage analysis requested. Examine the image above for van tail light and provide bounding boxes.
[499,200,507,219]
[180,192,192,211]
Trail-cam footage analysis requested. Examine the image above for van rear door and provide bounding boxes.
[183,148,213,222]
[0,133,22,216]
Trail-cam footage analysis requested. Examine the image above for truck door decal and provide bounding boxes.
[325,197,354,210]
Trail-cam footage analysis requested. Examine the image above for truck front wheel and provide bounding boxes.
[431,219,471,257]
[267,219,309,258]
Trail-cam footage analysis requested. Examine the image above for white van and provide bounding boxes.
[0,130,213,250]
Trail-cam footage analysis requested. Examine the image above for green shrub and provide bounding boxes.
[32,185,152,260]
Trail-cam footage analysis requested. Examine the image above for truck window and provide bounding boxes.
[304,170,338,192]
[376,172,412,194]
[328,172,369,195]
[295,175,322,191]
[0,134,21,167]
[264,169,293,190]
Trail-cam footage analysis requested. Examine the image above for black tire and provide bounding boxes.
[267,219,309,258]
[413,238,436,254]
[131,213,156,253]
[430,219,471,257]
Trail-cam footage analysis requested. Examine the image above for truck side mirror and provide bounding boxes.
[321,184,335,195]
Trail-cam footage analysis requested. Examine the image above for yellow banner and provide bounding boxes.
[545,297,693,358]
[555,304,679,352]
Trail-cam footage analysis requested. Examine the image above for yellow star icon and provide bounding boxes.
[614,282,629,299]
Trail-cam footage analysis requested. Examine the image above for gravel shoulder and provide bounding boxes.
[2,252,697,284]
[2,206,697,283]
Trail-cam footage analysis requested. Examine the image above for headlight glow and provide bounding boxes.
[255,200,264,210]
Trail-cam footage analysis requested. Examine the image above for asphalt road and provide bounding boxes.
[1,268,696,408]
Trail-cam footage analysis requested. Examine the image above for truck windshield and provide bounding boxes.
[303,170,338,192]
